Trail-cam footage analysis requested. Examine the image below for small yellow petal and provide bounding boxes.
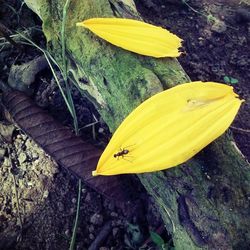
[76,18,182,58]
[93,81,243,176]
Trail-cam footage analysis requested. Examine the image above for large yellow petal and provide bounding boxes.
[76,18,182,58]
[93,81,243,176]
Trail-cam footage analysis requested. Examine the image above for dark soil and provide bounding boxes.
[0,0,249,250]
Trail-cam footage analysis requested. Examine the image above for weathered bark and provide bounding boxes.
[24,0,250,249]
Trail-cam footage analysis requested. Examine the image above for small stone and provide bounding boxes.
[57,202,64,212]
[116,219,122,226]
[2,157,10,167]
[108,202,115,211]
[84,238,89,243]
[89,225,95,233]
[211,20,227,33]
[90,213,103,226]
[43,190,49,199]
[112,227,119,237]
[98,127,104,134]
[18,152,27,163]
[110,212,118,218]
[27,181,33,187]
[89,233,95,240]
[72,198,77,204]
[31,151,39,160]
[65,229,71,237]
[85,193,91,203]
[76,243,85,250]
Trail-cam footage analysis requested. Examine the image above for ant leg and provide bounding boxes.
[122,155,134,163]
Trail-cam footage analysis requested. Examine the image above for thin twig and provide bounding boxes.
[230,126,250,134]
[61,0,79,133]
[157,198,175,233]
[69,179,81,250]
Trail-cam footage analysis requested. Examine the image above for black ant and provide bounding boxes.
[113,144,136,162]
[113,148,129,159]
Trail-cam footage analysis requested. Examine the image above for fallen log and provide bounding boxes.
[23,0,250,249]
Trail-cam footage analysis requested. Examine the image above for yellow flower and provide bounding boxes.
[76,18,182,58]
[93,81,243,176]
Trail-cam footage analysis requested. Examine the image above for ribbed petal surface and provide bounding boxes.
[93,82,243,176]
[76,18,182,58]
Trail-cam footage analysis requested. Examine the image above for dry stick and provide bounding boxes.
[88,221,112,250]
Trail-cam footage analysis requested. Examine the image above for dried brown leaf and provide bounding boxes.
[2,90,135,205]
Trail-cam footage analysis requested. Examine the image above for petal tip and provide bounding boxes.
[76,22,85,27]
[92,170,98,176]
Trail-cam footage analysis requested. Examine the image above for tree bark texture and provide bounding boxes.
[24,0,250,249]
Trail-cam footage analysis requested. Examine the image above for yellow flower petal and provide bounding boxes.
[93,81,243,176]
[76,18,182,58]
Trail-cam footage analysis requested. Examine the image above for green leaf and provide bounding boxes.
[150,231,165,247]
[223,76,230,83]
[230,77,238,84]
[223,76,238,85]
